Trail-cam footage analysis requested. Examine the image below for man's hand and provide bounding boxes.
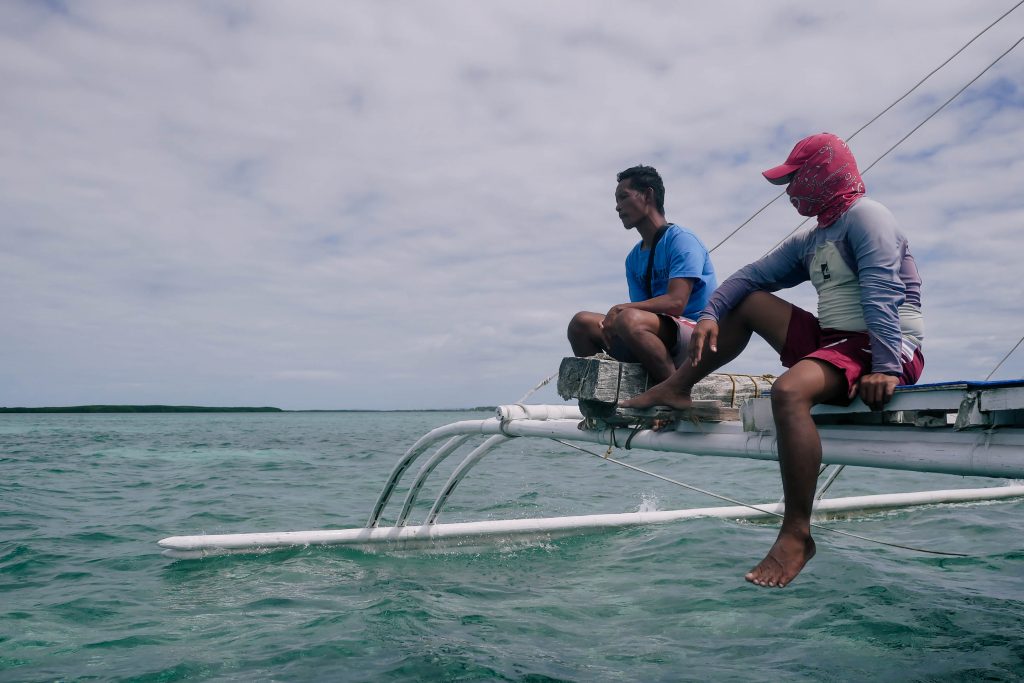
[688,319,719,367]
[858,372,899,410]
[600,304,628,348]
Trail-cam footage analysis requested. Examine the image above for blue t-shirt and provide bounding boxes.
[625,224,717,320]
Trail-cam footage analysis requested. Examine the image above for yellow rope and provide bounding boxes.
[705,372,776,407]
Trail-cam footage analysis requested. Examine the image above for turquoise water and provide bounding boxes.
[2,411,1023,682]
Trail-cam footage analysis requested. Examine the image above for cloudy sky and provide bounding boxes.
[2,1,1022,410]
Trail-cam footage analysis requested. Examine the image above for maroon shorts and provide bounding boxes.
[780,306,924,396]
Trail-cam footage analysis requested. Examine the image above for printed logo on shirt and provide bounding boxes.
[820,263,831,281]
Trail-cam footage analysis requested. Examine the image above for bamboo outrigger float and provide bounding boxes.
[159,358,1024,559]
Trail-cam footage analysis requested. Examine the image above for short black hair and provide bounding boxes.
[617,165,665,215]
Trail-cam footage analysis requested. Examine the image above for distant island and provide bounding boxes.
[297,407,498,413]
[0,405,284,413]
[0,405,497,413]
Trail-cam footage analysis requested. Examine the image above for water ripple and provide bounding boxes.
[1,411,1022,682]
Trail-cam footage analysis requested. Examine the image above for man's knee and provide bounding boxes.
[772,360,846,411]
[608,308,656,338]
[568,311,598,341]
[770,373,813,411]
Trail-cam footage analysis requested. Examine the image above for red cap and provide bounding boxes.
[762,133,837,185]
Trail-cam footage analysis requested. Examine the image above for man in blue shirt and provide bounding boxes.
[568,165,718,383]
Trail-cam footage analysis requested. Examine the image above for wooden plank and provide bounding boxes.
[557,356,774,406]
[746,386,1019,432]
[557,357,649,403]
[597,401,739,427]
[979,386,1024,412]
[691,373,774,407]
[811,388,969,415]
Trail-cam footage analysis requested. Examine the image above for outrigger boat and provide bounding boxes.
[153,7,1024,560]
[159,359,1024,559]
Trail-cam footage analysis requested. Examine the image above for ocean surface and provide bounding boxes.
[2,410,1023,682]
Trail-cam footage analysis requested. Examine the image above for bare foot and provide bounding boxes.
[744,530,816,588]
[620,384,693,410]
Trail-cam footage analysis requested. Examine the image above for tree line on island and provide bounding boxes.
[0,405,497,413]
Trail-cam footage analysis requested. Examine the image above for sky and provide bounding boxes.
[2,1,1023,410]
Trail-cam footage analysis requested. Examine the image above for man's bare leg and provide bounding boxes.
[621,291,794,410]
[567,311,605,357]
[745,358,847,588]
[606,309,677,383]
[568,310,678,383]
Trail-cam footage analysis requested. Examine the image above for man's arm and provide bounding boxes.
[611,277,693,317]
[700,237,808,323]
[847,203,907,376]
[602,278,693,345]
[845,202,909,408]
[688,236,807,366]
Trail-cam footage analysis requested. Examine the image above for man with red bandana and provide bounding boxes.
[621,133,925,588]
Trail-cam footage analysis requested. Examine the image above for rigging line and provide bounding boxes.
[858,33,1024,178]
[708,189,787,253]
[764,31,1024,254]
[845,0,1024,142]
[763,216,813,255]
[516,370,559,404]
[985,333,1024,381]
[708,3,1024,255]
[551,437,968,557]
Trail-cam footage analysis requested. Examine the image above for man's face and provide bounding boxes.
[615,180,647,229]
[785,168,822,218]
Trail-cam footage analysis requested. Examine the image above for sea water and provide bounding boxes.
[1,411,1022,682]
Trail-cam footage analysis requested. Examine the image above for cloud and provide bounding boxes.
[1,0,1023,408]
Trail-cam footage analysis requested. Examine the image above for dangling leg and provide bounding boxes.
[744,358,846,588]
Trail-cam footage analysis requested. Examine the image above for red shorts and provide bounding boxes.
[780,306,924,397]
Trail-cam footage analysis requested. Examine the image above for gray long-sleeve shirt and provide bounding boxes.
[700,197,924,375]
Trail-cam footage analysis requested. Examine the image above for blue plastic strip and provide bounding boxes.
[897,378,1024,392]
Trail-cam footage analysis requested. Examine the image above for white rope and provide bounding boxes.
[709,3,1024,254]
[765,31,1024,254]
[551,437,967,557]
[985,334,1024,381]
[844,0,1024,142]
[516,370,559,404]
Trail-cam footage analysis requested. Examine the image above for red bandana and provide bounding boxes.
[768,133,866,228]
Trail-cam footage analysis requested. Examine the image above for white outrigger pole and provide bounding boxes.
[159,380,1024,559]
